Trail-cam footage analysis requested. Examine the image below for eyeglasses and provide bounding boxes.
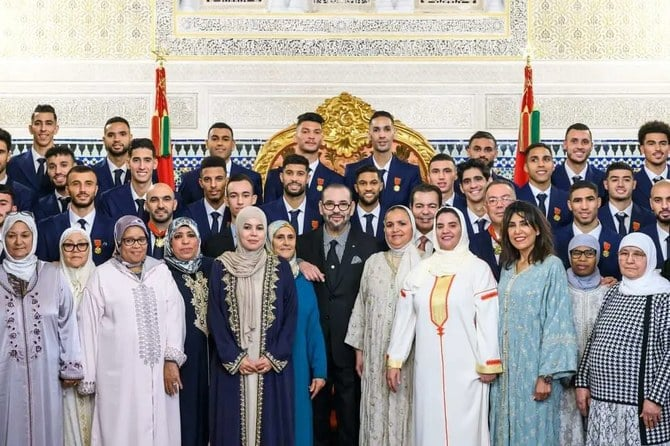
[618,250,646,260]
[321,201,352,211]
[569,249,597,259]
[486,196,515,206]
[62,242,90,252]
[7,211,35,218]
[121,237,148,247]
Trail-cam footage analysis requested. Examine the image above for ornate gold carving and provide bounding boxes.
[253,92,435,184]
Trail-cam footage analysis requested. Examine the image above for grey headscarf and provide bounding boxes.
[113,215,149,269]
[567,234,602,291]
[164,217,203,274]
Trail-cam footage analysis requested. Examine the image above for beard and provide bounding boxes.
[284,183,306,197]
[71,195,94,208]
[358,193,380,207]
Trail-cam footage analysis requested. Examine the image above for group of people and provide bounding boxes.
[1,104,670,446]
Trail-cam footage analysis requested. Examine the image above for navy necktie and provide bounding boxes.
[78,219,87,230]
[536,193,547,217]
[654,176,664,184]
[379,169,387,186]
[364,214,375,236]
[289,209,300,234]
[135,198,145,220]
[211,212,221,234]
[58,197,71,213]
[37,158,46,178]
[476,218,487,234]
[615,212,627,237]
[666,236,670,262]
[572,175,582,184]
[113,169,124,187]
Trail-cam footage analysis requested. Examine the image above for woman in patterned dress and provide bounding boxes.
[576,233,670,446]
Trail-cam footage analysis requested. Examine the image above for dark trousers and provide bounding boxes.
[312,359,360,446]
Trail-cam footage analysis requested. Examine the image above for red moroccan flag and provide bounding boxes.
[513,60,541,187]
[151,64,175,189]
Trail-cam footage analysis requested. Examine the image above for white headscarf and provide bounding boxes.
[2,213,39,282]
[618,232,670,295]
[59,227,96,303]
[384,205,423,293]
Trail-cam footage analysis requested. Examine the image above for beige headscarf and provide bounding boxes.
[219,206,268,346]
[59,227,96,304]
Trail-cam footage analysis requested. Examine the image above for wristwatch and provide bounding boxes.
[540,375,553,384]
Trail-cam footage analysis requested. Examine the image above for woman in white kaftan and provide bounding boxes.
[60,228,96,446]
[387,206,502,446]
[559,234,609,446]
[78,216,186,446]
[0,213,83,446]
[345,205,421,446]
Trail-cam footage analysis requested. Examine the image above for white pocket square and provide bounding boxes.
[351,256,363,264]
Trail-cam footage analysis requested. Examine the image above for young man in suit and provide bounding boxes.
[469,180,516,281]
[145,182,177,259]
[554,181,621,278]
[456,159,492,238]
[184,156,228,245]
[598,161,655,236]
[344,111,421,208]
[551,123,606,196]
[92,116,133,193]
[201,173,258,257]
[264,112,343,207]
[178,122,263,206]
[427,153,465,208]
[350,165,386,241]
[37,165,114,265]
[261,154,321,234]
[465,131,507,180]
[516,142,572,229]
[0,128,36,212]
[296,183,379,446]
[410,183,442,258]
[99,138,157,223]
[640,180,670,269]
[0,185,17,230]
[7,104,59,197]
[632,120,670,210]
[34,145,76,222]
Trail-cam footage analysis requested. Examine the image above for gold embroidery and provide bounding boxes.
[429,275,455,335]
[184,271,209,336]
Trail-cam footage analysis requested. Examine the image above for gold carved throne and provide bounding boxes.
[253,92,435,185]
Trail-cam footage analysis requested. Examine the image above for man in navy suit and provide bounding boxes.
[0,185,17,231]
[261,154,321,235]
[350,165,386,241]
[455,131,510,196]
[552,123,606,197]
[178,122,263,206]
[410,183,442,258]
[470,180,516,281]
[7,104,59,197]
[145,183,177,259]
[264,112,344,207]
[632,120,670,210]
[0,128,36,212]
[296,183,380,446]
[554,181,621,278]
[37,165,114,265]
[640,180,670,269]
[92,116,133,193]
[184,156,229,246]
[34,145,76,222]
[516,142,572,229]
[598,161,655,236]
[344,111,421,208]
[456,159,492,238]
[99,138,157,223]
[427,153,465,207]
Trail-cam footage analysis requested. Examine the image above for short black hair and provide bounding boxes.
[226,173,255,194]
[355,165,382,182]
[45,145,76,162]
[369,110,394,124]
[66,165,97,183]
[104,116,130,129]
[565,123,592,140]
[0,184,15,203]
[485,179,516,198]
[282,154,309,170]
[638,120,670,145]
[297,112,324,126]
[208,122,234,139]
[128,138,156,157]
[200,156,228,172]
[457,159,491,183]
[524,142,553,162]
[0,128,11,151]
[32,104,57,122]
[605,161,634,178]
[409,183,442,207]
[429,153,456,168]
[568,180,599,199]
[468,131,497,147]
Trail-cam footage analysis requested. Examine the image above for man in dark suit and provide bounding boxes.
[92,116,133,193]
[598,161,655,236]
[350,165,386,241]
[470,180,516,281]
[410,183,442,258]
[0,128,36,212]
[456,159,492,239]
[554,181,621,279]
[201,173,257,257]
[551,123,606,197]
[34,145,76,222]
[99,138,157,223]
[427,153,465,208]
[344,111,421,208]
[455,131,510,196]
[261,154,321,235]
[0,185,17,231]
[516,142,572,229]
[632,120,670,210]
[7,104,59,197]
[178,122,263,206]
[264,112,344,207]
[640,180,670,269]
[145,183,177,259]
[296,183,379,446]
[184,156,229,246]
[37,165,114,265]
